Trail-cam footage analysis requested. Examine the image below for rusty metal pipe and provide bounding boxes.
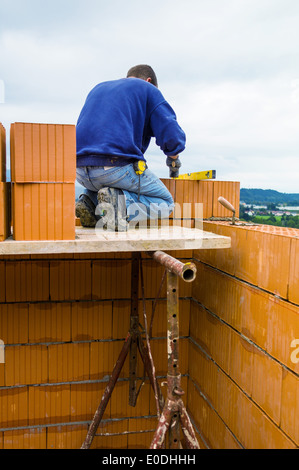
[149,251,197,282]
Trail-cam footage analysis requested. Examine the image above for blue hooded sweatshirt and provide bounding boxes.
[76,78,186,167]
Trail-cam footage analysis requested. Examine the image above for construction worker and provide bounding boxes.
[75,64,185,231]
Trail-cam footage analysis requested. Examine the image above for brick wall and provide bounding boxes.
[189,221,299,449]
[0,251,191,449]
[0,166,298,448]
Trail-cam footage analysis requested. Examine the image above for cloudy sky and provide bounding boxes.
[1,0,299,192]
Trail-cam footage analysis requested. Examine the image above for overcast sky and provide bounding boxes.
[1,0,299,192]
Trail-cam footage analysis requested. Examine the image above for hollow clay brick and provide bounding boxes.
[213,181,240,218]
[12,182,75,240]
[10,122,76,182]
[0,182,11,241]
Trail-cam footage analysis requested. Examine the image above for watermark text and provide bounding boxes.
[290,339,299,364]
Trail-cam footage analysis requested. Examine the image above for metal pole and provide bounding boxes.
[167,270,181,449]
[150,250,200,450]
[129,252,140,407]
[149,251,197,282]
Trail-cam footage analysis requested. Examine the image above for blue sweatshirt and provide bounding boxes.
[76,78,186,166]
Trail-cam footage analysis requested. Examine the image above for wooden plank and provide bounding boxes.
[0,227,231,255]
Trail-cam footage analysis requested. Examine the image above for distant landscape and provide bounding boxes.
[240,188,299,206]
[240,188,299,228]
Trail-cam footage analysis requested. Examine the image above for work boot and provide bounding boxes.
[75,194,97,228]
[97,187,128,232]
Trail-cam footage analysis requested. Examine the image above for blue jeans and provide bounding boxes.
[76,164,174,221]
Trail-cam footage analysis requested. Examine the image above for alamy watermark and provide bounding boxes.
[94,201,204,241]
[0,79,4,103]
[290,339,299,364]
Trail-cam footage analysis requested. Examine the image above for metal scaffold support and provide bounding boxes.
[148,252,200,449]
[80,250,199,450]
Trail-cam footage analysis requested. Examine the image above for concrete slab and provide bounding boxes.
[0,226,231,255]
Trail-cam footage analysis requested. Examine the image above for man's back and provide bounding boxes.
[76,78,185,167]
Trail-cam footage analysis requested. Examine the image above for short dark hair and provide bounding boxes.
[126,64,158,87]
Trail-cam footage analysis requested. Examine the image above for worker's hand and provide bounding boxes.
[166,155,181,168]
[166,155,181,178]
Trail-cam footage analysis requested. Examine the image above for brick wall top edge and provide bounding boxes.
[203,220,299,239]
[11,122,75,127]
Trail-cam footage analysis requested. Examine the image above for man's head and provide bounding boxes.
[126,64,158,88]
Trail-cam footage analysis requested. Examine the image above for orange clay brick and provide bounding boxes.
[92,419,129,449]
[92,260,131,300]
[160,178,175,219]
[187,379,242,449]
[172,179,214,219]
[28,302,71,343]
[70,382,111,423]
[128,417,158,449]
[229,331,254,397]
[3,428,47,450]
[0,387,28,428]
[12,182,75,241]
[0,182,11,241]
[196,221,291,299]
[0,364,4,387]
[213,181,240,218]
[110,381,130,419]
[189,342,295,448]
[28,384,71,426]
[112,300,131,339]
[194,222,236,276]
[251,348,283,426]
[192,262,243,332]
[192,261,299,374]
[0,261,4,302]
[48,342,89,384]
[5,260,50,303]
[49,259,92,302]
[190,301,231,374]
[190,300,283,425]
[90,341,115,381]
[289,237,299,305]
[5,345,48,386]
[281,370,299,444]
[47,424,88,450]
[0,303,29,345]
[71,301,112,341]
[0,123,6,182]
[10,122,76,182]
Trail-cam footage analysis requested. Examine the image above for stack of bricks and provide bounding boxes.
[0,123,10,242]
[10,122,76,240]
